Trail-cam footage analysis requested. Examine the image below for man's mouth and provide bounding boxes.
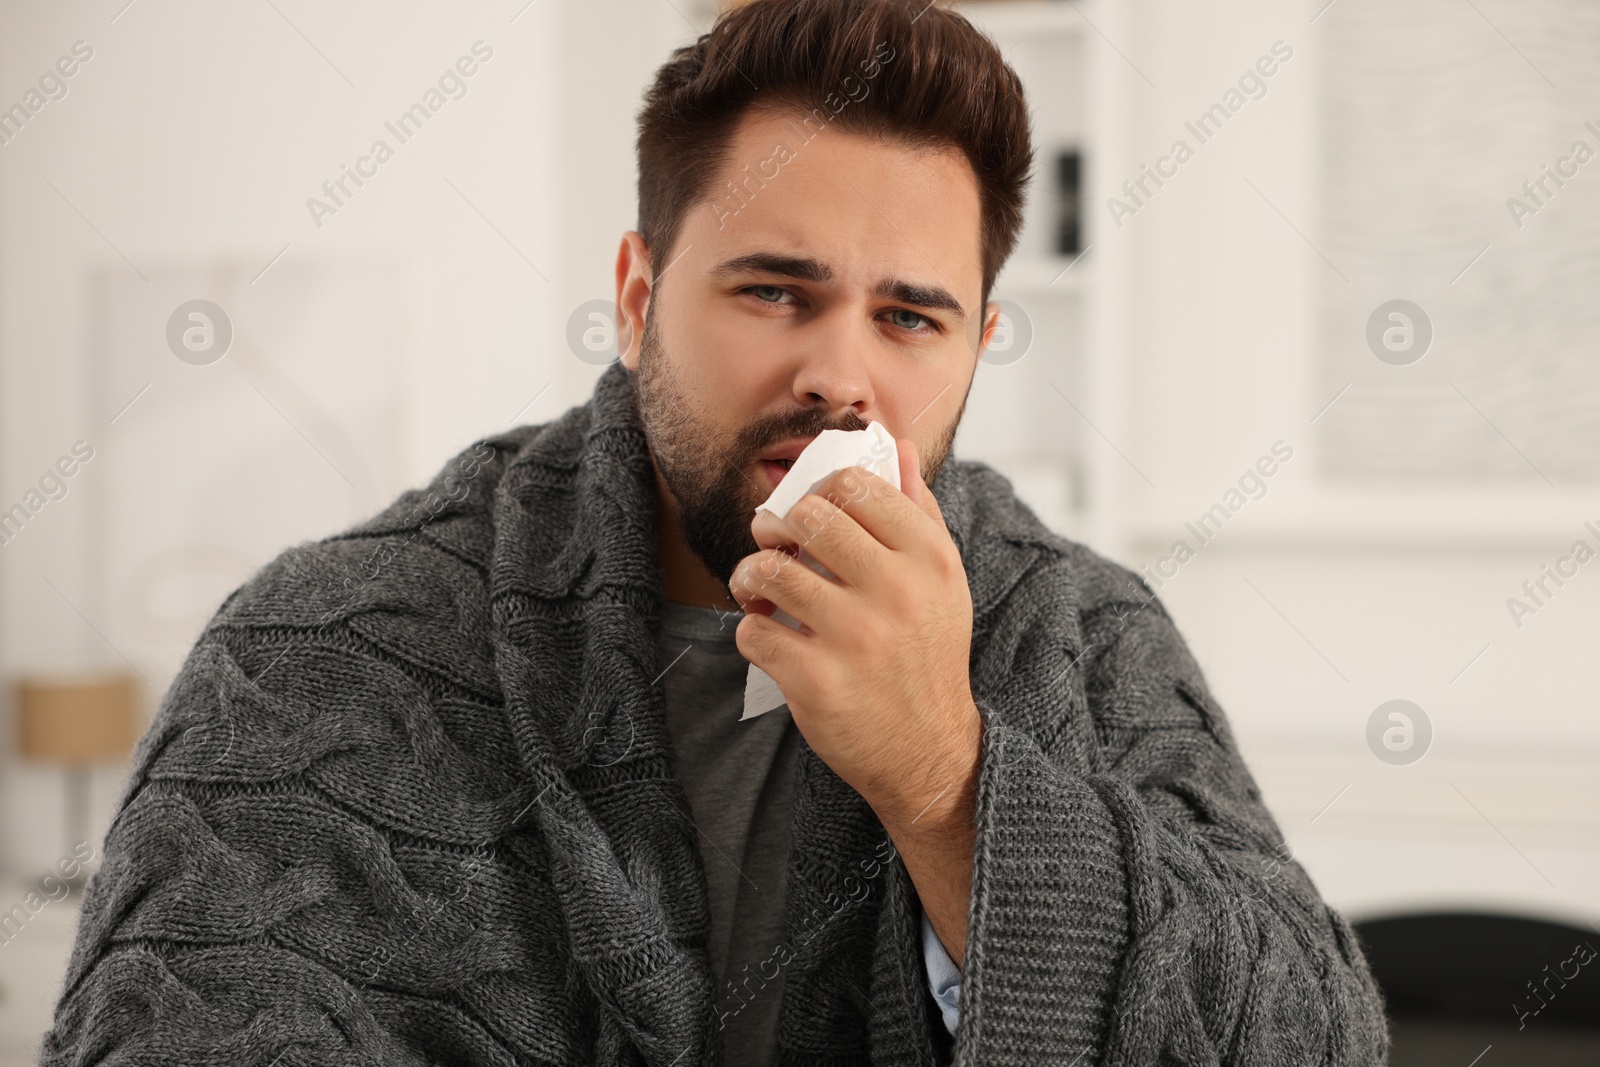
[757,437,815,490]
[759,457,795,488]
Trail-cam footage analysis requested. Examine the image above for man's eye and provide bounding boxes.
[887,308,934,332]
[746,285,791,304]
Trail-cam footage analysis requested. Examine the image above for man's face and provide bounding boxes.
[620,106,999,587]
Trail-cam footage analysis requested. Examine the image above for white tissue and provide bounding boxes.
[741,421,900,720]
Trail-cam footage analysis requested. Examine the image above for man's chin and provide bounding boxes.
[693,545,753,594]
[680,502,761,593]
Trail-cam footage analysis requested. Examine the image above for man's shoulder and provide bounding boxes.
[953,458,1217,749]
[948,457,1160,623]
[124,422,591,841]
[204,413,582,647]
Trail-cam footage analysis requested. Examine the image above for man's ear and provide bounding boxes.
[614,231,654,371]
[976,299,1002,360]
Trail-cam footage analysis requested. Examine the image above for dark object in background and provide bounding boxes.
[1355,912,1600,1066]
[1055,149,1081,256]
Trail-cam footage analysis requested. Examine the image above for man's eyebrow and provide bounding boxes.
[708,252,832,283]
[873,278,967,323]
[708,251,968,322]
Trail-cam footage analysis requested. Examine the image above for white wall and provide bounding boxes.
[1117,0,1600,928]
[0,0,574,877]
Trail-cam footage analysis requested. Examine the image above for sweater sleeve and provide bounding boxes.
[952,569,1390,1065]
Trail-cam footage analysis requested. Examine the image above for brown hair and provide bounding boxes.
[635,0,1033,309]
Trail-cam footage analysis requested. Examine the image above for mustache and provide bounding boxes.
[736,407,872,459]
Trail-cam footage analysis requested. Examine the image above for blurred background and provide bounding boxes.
[1,0,1596,1062]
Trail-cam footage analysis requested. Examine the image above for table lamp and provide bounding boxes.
[14,673,142,894]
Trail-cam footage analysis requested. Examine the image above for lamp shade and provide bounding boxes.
[14,674,142,764]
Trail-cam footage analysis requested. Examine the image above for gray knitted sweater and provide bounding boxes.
[41,361,1390,1066]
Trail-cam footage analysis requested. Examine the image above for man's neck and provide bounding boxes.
[651,466,742,613]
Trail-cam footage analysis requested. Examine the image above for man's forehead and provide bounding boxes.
[686,108,985,304]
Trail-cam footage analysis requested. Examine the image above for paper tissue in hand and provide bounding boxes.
[740,421,900,720]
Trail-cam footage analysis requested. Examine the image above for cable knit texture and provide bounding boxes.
[40,361,1390,1066]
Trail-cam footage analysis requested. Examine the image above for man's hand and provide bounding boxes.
[729,439,982,966]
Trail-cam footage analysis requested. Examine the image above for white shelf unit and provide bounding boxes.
[952,0,1119,555]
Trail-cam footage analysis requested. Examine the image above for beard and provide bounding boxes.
[633,304,964,589]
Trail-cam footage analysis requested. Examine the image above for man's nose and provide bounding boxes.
[790,322,876,419]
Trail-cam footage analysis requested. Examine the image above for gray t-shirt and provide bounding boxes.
[655,599,803,1063]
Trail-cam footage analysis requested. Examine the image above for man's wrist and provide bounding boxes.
[874,701,982,841]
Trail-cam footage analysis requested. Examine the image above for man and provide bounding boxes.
[41,0,1390,1064]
